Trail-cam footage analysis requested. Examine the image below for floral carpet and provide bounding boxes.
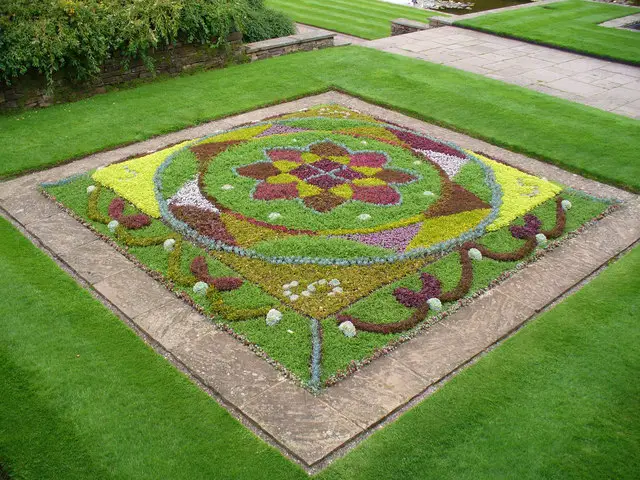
[43,105,613,390]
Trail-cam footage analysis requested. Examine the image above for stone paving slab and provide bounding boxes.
[93,268,177,319]
[170,328,286,409]
[1,92,638,470]
[389,290,537,381]
[319,355,427,429]
[366,26,640,119]
[60,240,134,285]
[241,381,362,465]
[26,212,98,256]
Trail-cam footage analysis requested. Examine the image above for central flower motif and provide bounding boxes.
[235,141,418,213]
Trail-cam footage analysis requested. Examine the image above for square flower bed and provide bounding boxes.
[42,104,614,390]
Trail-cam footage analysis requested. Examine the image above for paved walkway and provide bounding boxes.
[367,26,640,119]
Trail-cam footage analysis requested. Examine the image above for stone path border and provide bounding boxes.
[599,11,640,29]
[431,0,565,25]
[1,92,639,472]
[366,25,640,119]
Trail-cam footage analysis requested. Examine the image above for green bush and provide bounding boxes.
[242,7,295,43]
[0,0,294,86]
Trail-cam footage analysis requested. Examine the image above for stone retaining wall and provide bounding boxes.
[245,32,335,61]
[391,18,433,36]
[0,31,334,111]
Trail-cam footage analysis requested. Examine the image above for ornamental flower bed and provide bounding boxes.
[42,105,614,390]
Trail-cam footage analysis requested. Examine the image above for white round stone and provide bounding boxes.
[317,279,328,286]
[307,284,316,292]
[423,191,435,196]
[468,248,483,261]
[338,321,357,338]
[290,281,299,287]
[332,286,343,294]
[427,298,442,312]
[561,199,572,211]
[289,294,300,302]
[329,279,341,287]
[357,213,372,221]
[163,238,176,252]
[266,308,282,326]
[221,184,234,191]
[536,233,548,246]
[107,220,119,233]
[193,281,209,296]
[268,212,282,221]
[301,290,312,297]
[86,185,96,194]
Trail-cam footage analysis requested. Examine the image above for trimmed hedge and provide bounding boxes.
[0,0,294,86]
[243,2,296,43]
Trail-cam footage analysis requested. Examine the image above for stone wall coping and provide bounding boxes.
[391,17,431,30]
[599,12,640,29]
[245,32,335,53]
[438,0,566,25]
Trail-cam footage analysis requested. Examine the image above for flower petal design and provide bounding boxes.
[352,185,400,205]
[254,182,299,200]
[236,141,419,213]
[236,162,281,180]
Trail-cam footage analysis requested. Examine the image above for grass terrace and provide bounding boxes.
[1,40,639,479]
[456,0,640,65]
[265,0,444,39]
[1,213,638,478]
[2,48,639,191]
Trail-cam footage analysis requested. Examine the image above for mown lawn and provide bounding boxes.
[457,0,640,64]
[1,43,639,479]
[1,47,639,191]
[266,0,443,39]
[1,214,638,479]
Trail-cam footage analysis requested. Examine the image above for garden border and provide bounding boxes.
[1,91,638,472]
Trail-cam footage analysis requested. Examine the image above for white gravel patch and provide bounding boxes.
[418,150,469,178]
[168,177,220,213]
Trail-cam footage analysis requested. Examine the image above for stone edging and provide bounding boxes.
[391,18,434,36]
[245,32,335,61]
[1,92,639,472]
[599,11,640,29]
[429,0,566,26]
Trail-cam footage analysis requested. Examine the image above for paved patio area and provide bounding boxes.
[367,26,640,119]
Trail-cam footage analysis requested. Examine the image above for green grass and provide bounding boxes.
[266,0,443,39]
[457,0,640,65]
[2,42,640,479]
[0,216,305,480]
[319,244,640,480]
[1,47,639,192]
[1,212,638,478]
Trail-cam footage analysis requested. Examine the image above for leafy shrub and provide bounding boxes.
[242,7,295,43]
[0,0,294,86]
